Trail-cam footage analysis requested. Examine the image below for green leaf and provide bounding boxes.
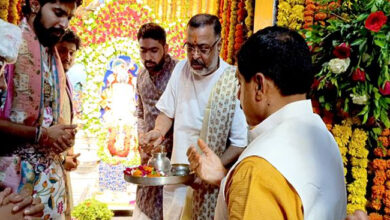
[356,14,369,22]
[380,111,390,128]
[363,112,369,124]
[325,103,332,111]
[358,105,369,116]
[374,39,386,47]
[373,128,382,135]
[351,38,365,46]
[374,108,380,119]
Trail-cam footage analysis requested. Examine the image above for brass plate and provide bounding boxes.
[124,173,195,186]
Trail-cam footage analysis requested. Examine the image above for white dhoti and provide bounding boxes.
[132,204,151,220]
[163,184,187,220]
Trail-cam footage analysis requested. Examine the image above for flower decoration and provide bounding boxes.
[328,58,350,74]
[380,82,390,96]
[347,128,368,214]
[365,11,388,32]
[277,0,305,30]
[306,0,390,130]
[244,0,254,37]
[333,43,351,59]
[352,68,366,82]
[227,0,237,64]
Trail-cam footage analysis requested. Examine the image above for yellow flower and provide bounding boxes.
[278,2,292,14]
[351,158,368,168]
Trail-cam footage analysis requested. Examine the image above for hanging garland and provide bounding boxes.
[234,0,245,53]
[7,0,19,24]
[332,120,353,177]
[371,129,390,218]
[244,0,254,37]
[0,0,9,21]
[331,120,369,215]
[347,128,369,214]
[220,0,230,60]
[227,0,237,64]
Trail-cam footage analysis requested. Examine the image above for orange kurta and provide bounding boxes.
[226,156,304,220]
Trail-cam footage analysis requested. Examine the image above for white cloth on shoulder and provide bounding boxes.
[0,19,22,64]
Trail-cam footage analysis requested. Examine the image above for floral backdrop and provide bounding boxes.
[70,0,188,166]
[277,0,390,217]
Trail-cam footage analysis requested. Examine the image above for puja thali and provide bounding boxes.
[124,173,195,186]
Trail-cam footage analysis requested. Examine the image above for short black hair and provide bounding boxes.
[137,23,166,45]
[237,26,313,96]
[187,14,221,38]
[22,0,82,16]
[59,29,81,50]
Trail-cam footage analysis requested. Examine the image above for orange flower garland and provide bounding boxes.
[234,0,245,52]
[371,129,390,217]
[227,0,237,64]
[220,0,230,60]
[7,0,19,24]
[303,0,340,29]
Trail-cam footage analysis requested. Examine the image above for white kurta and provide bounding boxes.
[215,100,347,220]
[156,58,248,220]
[156,58,247,164]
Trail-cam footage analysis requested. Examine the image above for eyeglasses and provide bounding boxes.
[183,38,220,55]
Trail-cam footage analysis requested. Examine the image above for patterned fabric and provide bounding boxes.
[135,55,177,220]
[1,18,72,126]
[193,66,238,220]
[20,159,67,220]
[0,18,73,219]
[99,162,127,192]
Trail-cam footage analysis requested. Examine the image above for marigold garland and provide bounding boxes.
[220,0,230,60]
[234,0,245,52]
[244,0,253,37]
[0,0,9,21]
[227,0,237,64]
[331,121,352,175]
[371,129,390,215]
[277,0,305,30]
[346,128,368,214]
[7,0,19,24]
[303,0,340,29]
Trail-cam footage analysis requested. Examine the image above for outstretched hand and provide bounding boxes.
[186,139,227,186]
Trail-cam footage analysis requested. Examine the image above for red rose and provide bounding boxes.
[333,43,350,59]
[352,68,366,82]
[311,77,321,89]
[380,81,390,96]
[365,11,388,32]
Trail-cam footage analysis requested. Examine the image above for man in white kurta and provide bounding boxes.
[140,14,247,219]
[187,26,347,219]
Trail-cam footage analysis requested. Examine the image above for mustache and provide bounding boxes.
[191,59,205,67]
[145,61,157,66]
[49,28,65,37]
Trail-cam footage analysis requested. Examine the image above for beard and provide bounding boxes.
[144,56,165,73]
[190,57,219,76]
[190,58,208,76]
[34,11,65,48]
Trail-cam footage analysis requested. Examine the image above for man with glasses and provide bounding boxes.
[140,14,247,219]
